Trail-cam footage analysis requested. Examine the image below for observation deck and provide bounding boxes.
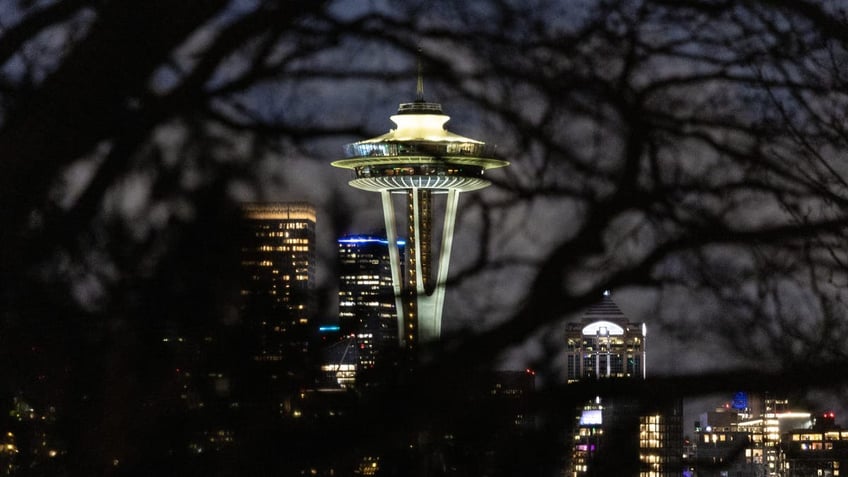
[332,101,508,192]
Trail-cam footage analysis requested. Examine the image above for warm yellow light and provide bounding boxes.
[241,203,317,222]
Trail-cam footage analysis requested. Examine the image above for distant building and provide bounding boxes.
[316,324,356,388]
[779,412,848,476]
[738,396,811,476]
[420,369,537,476]
[565,291,682,477]
[692,402,759,477]
[691,393,823,477]
[337,235,403,378]
[471,370,536,428]
[564,292,646,383]
[239,202,316,367]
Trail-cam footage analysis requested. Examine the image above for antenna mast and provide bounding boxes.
[416,48,424,102]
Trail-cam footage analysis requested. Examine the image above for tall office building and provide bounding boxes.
[239,202,316,365]
[338,235,403,375]
[331,72,508,353]
[564,291,646,383]
[565,291,682,477]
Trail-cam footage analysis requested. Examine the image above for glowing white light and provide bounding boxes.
[582,321,625,336]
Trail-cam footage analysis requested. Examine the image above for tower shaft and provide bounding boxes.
[380,189,461,351]
[409,189,433,295]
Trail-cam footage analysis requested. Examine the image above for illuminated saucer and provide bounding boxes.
[332,101,508,192]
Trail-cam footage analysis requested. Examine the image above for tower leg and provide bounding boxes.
[383,188,462,346]
[381,191,406,347]
[429,189,460,339]
[410,188,427,296]
[417,190,461,343]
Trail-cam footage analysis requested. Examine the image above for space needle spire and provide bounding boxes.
[332,58,508,355]
[416,49,425,102]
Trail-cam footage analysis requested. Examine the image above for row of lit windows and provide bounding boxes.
[339,255,385,265]
[340,301,385,307]
[703,433,735,443]
[791,431,848,441]
[246,261,311,269]
[258,229,311,236]
[256,245,310,252]
[577,341,643,350]
[338,292,392,300]
[339,282,392,288]
[577,427,601,437]
[248,259,311,267]
[798,442,834,450]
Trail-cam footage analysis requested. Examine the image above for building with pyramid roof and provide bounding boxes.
[564,292,681,477]
[564,290,647,383]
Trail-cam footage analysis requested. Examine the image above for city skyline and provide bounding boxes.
[2,1,848,475]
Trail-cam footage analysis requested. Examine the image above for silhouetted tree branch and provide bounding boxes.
[2,0,848,475]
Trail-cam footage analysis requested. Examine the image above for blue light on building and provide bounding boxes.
[337,235,405,246]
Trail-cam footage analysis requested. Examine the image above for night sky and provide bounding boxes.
[2,1,848,473]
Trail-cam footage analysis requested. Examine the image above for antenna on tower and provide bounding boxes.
[416,47,424,102]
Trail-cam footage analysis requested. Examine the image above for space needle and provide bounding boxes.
[332,68,508,352]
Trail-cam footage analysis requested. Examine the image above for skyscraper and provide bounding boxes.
[331,75,508,353]
[239,202,316,365]
[564,291,646,383]
[565,291,682,477]
[337,234,404,374]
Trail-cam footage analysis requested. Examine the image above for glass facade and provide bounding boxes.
[639,408,683,477]
[239,202,316,364]
[338,235,402,376]
[563,298,646,383]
